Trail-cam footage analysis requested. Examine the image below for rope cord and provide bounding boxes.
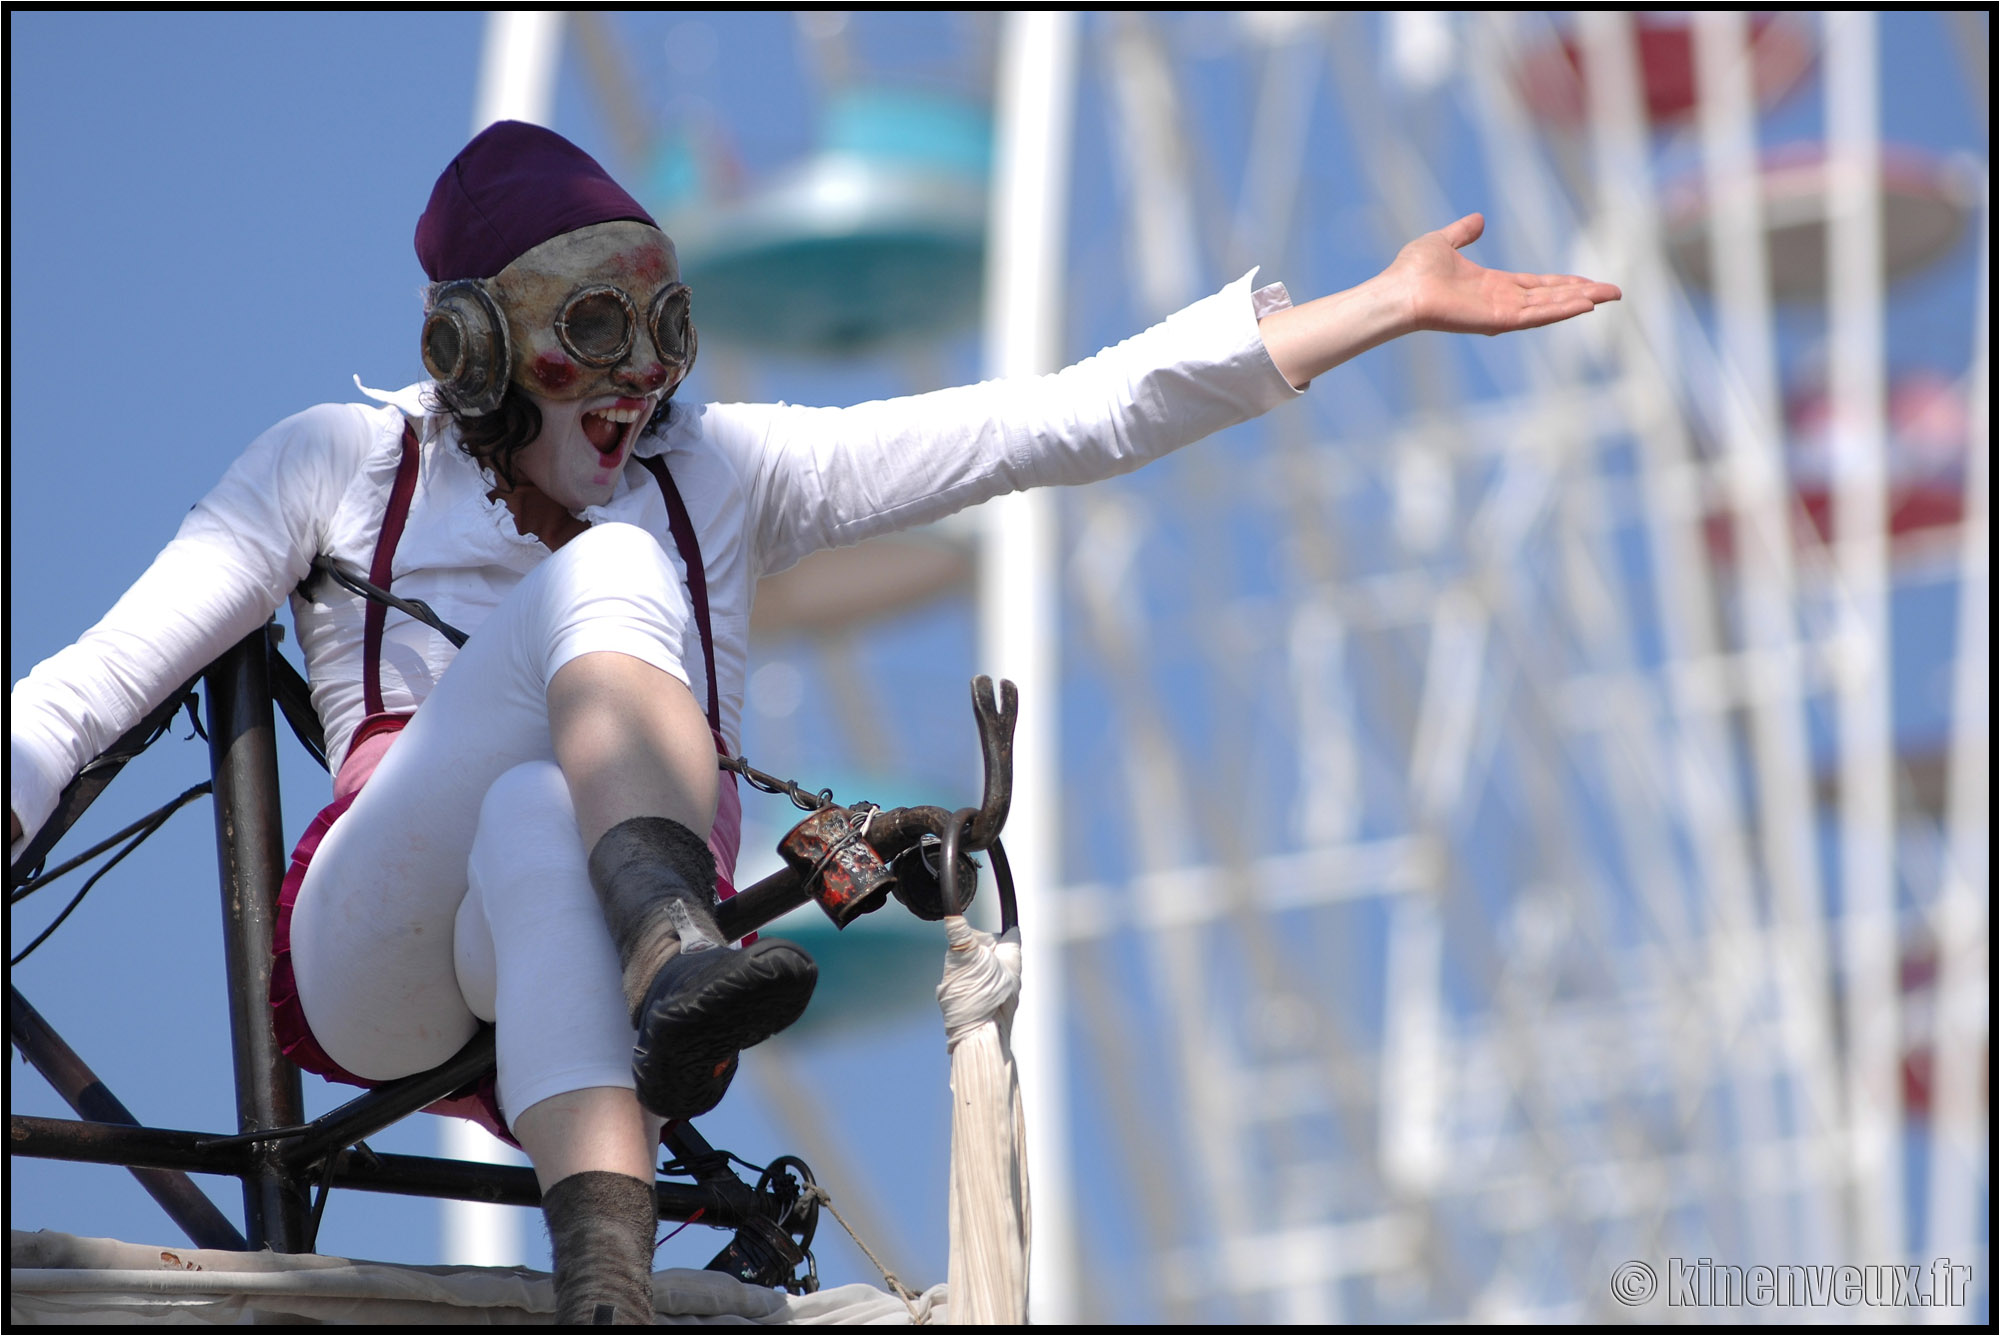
[805,1184,928,1322]
[9,783,213,967]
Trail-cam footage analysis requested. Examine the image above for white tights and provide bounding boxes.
[289,521,698,1129]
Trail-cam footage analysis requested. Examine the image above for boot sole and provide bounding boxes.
[632,939,818,1120]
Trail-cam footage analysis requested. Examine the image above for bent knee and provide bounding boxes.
[548,521,675,584]
[471,763,585,884]
[533,524,693,689]
[476,760,574,836]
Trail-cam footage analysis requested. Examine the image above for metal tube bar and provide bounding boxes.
[8,987,248,1251]
[9,1118,741,1223]
[205,630,308,1251]
[334,1150,738,1222]
[277,1028,496,1171]
[715,865,810,943]
[12,1115,256,1176]
[331,1148,545,1209]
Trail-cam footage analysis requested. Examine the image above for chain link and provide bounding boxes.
[718,754,835,812]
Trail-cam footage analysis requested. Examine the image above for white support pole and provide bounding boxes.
[474,10,565,132]
[1580,8,1844,1262]
[1381,585,1471,1203]
[980,10,1079,1325]
[1692,12,1821,937]
[1226,21,1321,277]
[1824,9,1905,1269]
[1069,493,1270,1320]
[1576,9,1756,936]
[440,1119,532,1266]
[1922,201,1989,1321]
[441,8,566,1271]
[1691,9,1826,1261]
[1101,12,1203,321]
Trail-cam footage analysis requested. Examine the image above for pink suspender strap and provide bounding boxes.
[637,452,720,735]
[637,452,745,913]
[362,423,422,717]
[352,430,719,741]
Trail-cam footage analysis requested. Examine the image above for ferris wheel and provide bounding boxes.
[461,11,1987,1323]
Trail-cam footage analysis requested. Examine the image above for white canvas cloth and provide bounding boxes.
[935,917,1029,1325]
[7,1230,948,1326]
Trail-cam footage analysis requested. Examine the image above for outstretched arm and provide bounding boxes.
[713,215,1616,576]
[1256,213,1621,389]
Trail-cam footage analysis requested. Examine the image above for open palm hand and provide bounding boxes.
[1391,213,1620,336]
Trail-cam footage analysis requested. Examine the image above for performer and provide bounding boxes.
[7,121,1616,1323]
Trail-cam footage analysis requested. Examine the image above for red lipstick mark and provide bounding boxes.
[533,351,578,391]
[594,440,624,481]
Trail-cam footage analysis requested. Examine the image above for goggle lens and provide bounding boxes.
[555,286,637,367]
[649,284,693,365]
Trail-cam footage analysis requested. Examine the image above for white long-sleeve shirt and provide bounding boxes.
[10,273,1300,855]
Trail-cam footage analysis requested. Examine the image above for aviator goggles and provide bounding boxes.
[421,221,696,416]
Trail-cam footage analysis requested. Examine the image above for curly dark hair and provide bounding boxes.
[434,384,676,489]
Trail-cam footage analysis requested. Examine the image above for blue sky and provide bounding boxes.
[9,10,1988,1321]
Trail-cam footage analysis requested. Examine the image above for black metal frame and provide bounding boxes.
[8,626,1018,1283]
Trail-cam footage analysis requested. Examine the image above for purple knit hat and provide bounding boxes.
[415,120,658,282]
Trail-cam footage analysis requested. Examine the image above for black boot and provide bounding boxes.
[542,1170,657,1325]
[588,817,817,1120]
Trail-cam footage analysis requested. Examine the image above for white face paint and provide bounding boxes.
[511,389,659,513]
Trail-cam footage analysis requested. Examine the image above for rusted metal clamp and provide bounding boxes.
[776,805,896,928]
[716,676,1021,939]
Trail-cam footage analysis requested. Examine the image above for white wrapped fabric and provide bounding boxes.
[8,1230,948,1326]
[936,916,1029,1325]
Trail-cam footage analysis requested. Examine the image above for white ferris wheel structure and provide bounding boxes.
[464,11,1988,1324]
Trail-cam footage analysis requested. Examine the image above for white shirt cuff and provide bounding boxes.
[9,732,66,864]
[1251,279,1295,319]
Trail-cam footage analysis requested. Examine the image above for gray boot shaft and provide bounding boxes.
[588,816,724,1020]
[542,1169,657,1325]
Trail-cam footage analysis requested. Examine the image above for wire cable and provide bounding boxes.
[9,783,212,967]
[10,783,212,904]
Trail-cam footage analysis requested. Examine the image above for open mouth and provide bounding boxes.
[580,399,649,465]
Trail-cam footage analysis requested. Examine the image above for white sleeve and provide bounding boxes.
[9,403,368,857]
[712,270,1303,578]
